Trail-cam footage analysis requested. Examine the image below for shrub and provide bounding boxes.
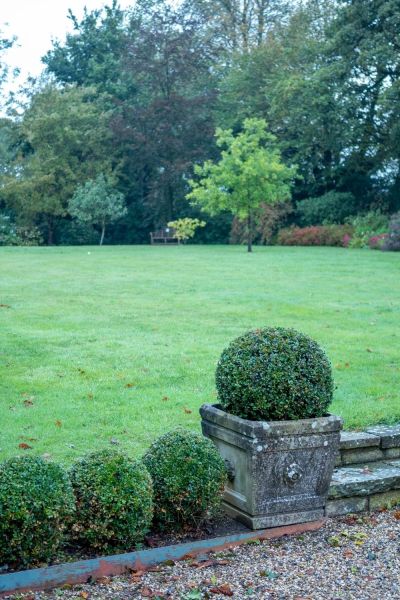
[143,428,227,531]
[216,327,333,422]
[0,456,75,567]
[230,201,293,245]
[167,218,206,242]
[277,224,352,246]
[347,210,388,248]
[296,191,358,226]
[70,450,153,551]
[368,233,388,250]
[383,211,400,251]
[0,213,43,246]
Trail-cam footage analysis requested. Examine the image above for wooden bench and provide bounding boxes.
[150,227,179,245]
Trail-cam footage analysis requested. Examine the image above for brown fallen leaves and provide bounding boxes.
[209,583,233,596]
[140,587,165,598]
[190,559,230,569]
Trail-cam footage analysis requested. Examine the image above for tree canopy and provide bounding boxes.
[0,0,399,245]
[187,118,296,251]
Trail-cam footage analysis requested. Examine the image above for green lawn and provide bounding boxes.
[1,245,399,464]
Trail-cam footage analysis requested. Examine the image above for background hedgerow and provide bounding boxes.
[70,449,153,552]
[143,428,227,531]
[216,327,333,422]
[296,191,358,226]
[0,456,75,567]
[277,224,352,247]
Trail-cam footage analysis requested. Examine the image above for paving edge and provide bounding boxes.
[0,520,324,597]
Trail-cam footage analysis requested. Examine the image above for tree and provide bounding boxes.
[110,5,219,231]
[69,174,127,245]
[43,1,131,98]
[217,1,345,199]
[187,118,296,251]
[183,0,293,52]
[0,27,16,94]
[325,0,400,206]
[167,218,206,242]
[1,84,113,244]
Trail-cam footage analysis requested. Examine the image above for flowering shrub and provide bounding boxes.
[277,224,352,247]
[368,233,388,249]
[347,211,388,248]
[383,212,400,251]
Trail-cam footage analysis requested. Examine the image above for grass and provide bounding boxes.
[1,245,399,464]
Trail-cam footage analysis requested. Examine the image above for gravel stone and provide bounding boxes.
[6,509,400,600]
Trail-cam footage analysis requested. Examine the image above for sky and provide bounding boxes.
[1,0,133,94]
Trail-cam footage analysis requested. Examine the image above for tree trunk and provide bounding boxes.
[99,223,106,246]
[247,213,252,253]
[47,218,54,245]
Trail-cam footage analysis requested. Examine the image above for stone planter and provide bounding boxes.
[200,404,342,529]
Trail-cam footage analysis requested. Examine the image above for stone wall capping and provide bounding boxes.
[328,459,400,500]
[365,424,400,449]
[339,431,380,450]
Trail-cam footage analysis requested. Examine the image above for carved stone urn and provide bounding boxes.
[200,403,342,529]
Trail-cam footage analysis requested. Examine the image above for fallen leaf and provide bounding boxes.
[0,304,11,308]
[393,510,400,520]
[18,443,32,450]
[210,584,233,596]
[79,593,89,599]
[343,549,353,558]
[366,348,373,353]
[23,398,34,407]
[55,420,62,427]
[191,560,216,569]
[184,408,192,414]
[131,569,145,583]
[162,396,169,401]
[87,393,94,400]
[141,587,154,597]
[125,383,135,388]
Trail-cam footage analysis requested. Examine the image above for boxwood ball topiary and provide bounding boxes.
[0,456,75,567]
[216,327,333,421]
[70,449,153,551]
[143,428,227,530]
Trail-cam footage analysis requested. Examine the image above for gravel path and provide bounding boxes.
[8,509,400,600]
